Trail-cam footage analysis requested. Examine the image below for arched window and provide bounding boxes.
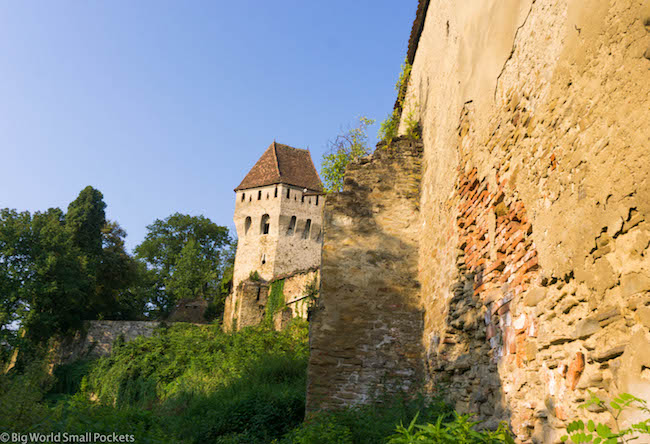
[302,219,311,239]
[244,216,252,235]
[286,216,297,236]
[261,214,270,235]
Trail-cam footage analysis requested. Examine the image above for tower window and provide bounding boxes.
[287,216,297,236]
[266,193,269,199]
[302,219,311,239]
[301,195,305,203]
[241,193,245,202]
[261,214,270,235]
[258,190,262,200]
[316,195,319,206]
[274,186,278,198]
[286,187,291,198]
[244,216,252,235]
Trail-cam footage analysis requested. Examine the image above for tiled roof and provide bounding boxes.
[235,142,323,192]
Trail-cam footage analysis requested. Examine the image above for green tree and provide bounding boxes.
[95,221,149,320]
[66,186,106,259]
[0,187,145,354]
[321,116,375,192]
[134,213,234,318]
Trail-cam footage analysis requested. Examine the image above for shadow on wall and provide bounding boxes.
[307,138,438,414]
[426,263,513,432]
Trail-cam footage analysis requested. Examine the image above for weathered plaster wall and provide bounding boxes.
[400,0,650,441]
[307,137,425,411]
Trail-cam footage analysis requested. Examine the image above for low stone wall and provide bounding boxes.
[306,137,425,411]
[51,320,161,365]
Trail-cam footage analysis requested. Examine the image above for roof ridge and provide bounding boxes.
[275,143,309,152]
[272,141,281,178]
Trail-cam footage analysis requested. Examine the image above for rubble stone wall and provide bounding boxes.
[307,137,425,411]
[51,320,161,364]
[307,0,649,441]
[403,0,650,441]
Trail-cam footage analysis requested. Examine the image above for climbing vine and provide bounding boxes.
[264,279,286,324]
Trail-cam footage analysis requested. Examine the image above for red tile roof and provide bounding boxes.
[235,142,323,192]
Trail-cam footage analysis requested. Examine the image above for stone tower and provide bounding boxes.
[223,142,324,330]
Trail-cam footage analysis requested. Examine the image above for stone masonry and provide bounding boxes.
[224,142,324,330]
[307,0,650,442]
[307,137,425,411]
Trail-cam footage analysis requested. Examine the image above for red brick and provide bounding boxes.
[566,352,585,390]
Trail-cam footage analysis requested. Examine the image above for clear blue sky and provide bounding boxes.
[0,1,417,252]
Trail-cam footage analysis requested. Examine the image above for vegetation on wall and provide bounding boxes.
[264,279,286,324]
[320,116,375,193]
[378,59,418,144]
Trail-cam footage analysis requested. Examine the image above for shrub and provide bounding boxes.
[562,392,650,443]
[379,59,413,145]
[280,393,453,444]
[321,117,375,193]
[388,412,514,444]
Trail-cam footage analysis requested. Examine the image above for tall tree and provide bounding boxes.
[0,187,145,354]
[135,213,234,318]
[66,186,106,259]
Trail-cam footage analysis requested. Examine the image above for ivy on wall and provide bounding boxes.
[264,279,286,324]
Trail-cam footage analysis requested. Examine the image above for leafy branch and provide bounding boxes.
[562,392,650,443]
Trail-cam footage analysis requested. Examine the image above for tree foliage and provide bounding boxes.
[134,213,234,318]
[320,116,375,193]
[0,186,144,355]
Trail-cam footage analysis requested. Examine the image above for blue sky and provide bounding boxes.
[0,1,417,252]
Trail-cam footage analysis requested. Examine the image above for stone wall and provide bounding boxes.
[224,183,323,330]
[307,137,425,411]
[307,0,650,441]
[228,268,318,330]
[403,0,650,441]
[51,320,161,365]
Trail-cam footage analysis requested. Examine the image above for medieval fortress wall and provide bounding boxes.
[308,0,650,442]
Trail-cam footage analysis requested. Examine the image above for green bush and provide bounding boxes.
[280,394,453,444]
[0,360,53,432]
[388,412,514,444]
[562,392,650,443]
